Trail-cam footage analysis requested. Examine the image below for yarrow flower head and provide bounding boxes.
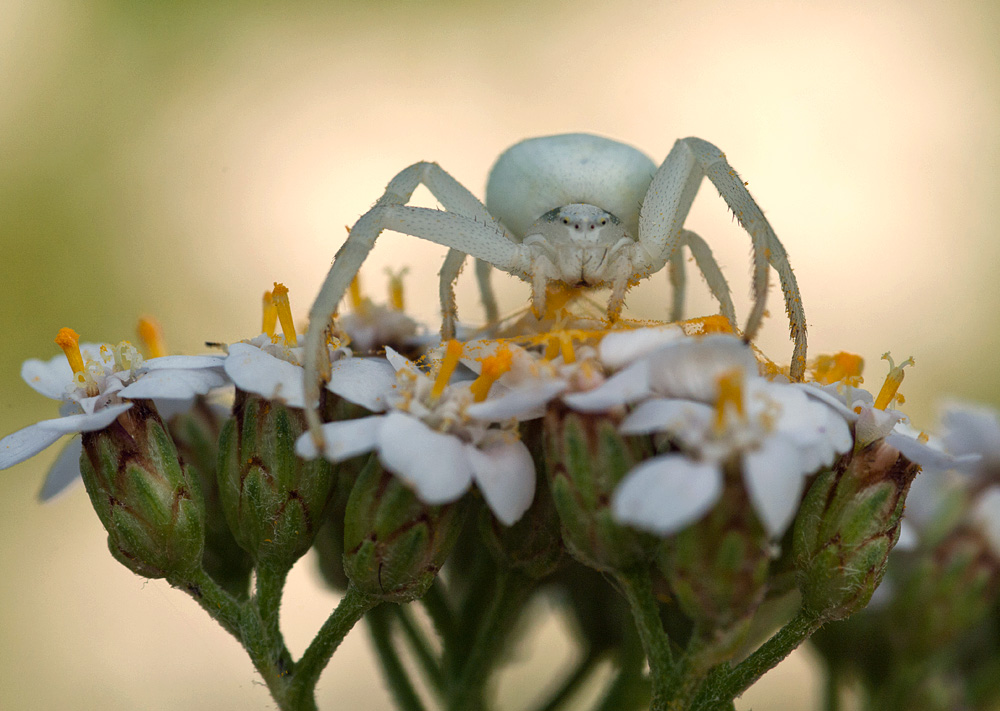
[296,338,535,525]
[0,326,227,498]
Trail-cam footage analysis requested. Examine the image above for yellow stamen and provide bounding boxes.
[349,275,368,315]
[543,335,560,361]
[681,315,735,336]
[261,290,277,338]
[431,340,463,400]
[270,282,298,347]
[873,352,914,410]
[470,347,514,402]
[811,352,864,386]
[714,369,745,430]
[136,316,167,358]
[559,332,576,364]
[385,267,409,311]
[918,431,929,444]
[54,327,85,374]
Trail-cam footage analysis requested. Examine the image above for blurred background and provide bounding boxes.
[2,0,998,708]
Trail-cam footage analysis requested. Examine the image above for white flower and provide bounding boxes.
[296,342,535,525]
[1,330,228,500]
[612,339,852,539]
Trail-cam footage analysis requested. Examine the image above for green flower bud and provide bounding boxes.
[888,527,1000,657]
[657,464,770,666]
[793,440,919,620]
[167,400,253,598]
[80,400,205,580]
[544,406,655,572]
[217,391,336,570]
[343,455,461,603]
[479,424,563,579]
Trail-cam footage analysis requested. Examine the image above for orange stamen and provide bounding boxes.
[559,332,576,364]
[270,282,298,347]
[431,340,463,400]
[873,352,914,410]
[136,316,167,358]
[714,369,745,430]
[54,328,85,374]
[470,347,513,402]
[386,267,408,311]
[262,290,277,338]
[811,352,864,386]
[349,275,368,315]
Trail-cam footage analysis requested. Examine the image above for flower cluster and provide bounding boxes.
[4,271,998,711]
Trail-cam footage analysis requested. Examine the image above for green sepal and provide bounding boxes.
[544,407,655,572]
[217,391,336,571]
[343,455,461,603]
[80,400,205,579]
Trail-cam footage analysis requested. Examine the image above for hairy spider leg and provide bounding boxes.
[637,137,807,379]
[304,162,521,446]
[667,229,737,327]
[438,252,500,340]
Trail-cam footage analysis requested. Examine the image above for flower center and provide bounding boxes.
[714,369,745,431]
[262,289,278,339]
[873,352,914,411]
[271,283,298,347]
[470,346,514,402]
[431,339,464,400]
[136,316,167,358]
[810,352,864,386]
[54,327,85,374]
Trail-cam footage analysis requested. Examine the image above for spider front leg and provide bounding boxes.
[638,137,807,379]
[666,229,737,327]
[438,253,500,340]
[303,163,516,446]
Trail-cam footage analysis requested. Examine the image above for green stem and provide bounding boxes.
[447,571,530,711]
[421,577,456,650]
[394,603,445,695]
[533,649,602,711]
[289,584,379,707]
[368,606,428,711]
[691,609,823,710]
[613,570,674,710]
[824,666,841,711]
[256,563,292,667]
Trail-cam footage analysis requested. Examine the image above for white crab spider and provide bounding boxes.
[303,133,807,444]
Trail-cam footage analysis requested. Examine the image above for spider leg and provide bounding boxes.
[668,244,686,322]
[679,229,737,330]
[303,162,520,445]
[438,253,500,340]
[638,137,806,378]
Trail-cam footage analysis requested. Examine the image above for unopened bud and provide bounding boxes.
[343,456,461,603]
[544,406,655,573]
[657,464,770,666]
[167,400,253,598]
[80,401,205,579]
[793,440,919,620]
[217,391,336,570]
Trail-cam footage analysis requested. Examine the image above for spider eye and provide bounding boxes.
[562,218,569,224]
[589,224,595,230]
[600,219,607,225]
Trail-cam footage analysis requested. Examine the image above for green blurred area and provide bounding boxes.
[2,0,999,708]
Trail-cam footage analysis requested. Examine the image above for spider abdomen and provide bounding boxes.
[485,133,656,240]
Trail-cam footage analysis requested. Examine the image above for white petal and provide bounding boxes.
[466,380,567,421]
[143,355,226,370]
[35,403,134,434]
[20,356,73,400]
[598,326,684,370]
[619,398,714,436]
[973,487,1000,556]
[612,456,723,535]
[797,383,859,422]
[39,436,84,501]
[326,357,398,412]
[0,423,65,469]
[895,520,918,551]
[468,440,536,525]
[942,401,1000,461]
[562,360,651,412]
[295,416,383,462]
[647,335,759,401]
[225,342,307,408]
[119,368,228,400]
[384,346,416,373]
[885,431,979,474]
[742,438,808,538]
[377,412,473,504]
[855,407,902,448]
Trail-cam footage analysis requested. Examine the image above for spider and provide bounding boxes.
[303,133,807,444]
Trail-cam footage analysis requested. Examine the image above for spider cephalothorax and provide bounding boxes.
[303,133,807,446]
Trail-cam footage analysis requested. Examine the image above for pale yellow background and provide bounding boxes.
[2,1,998,709]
